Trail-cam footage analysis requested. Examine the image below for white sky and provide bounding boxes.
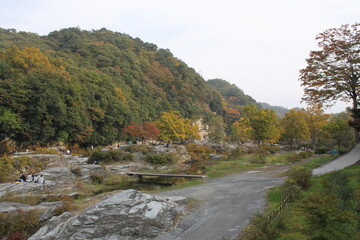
[1,0,359,113]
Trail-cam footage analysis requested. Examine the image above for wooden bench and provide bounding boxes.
[125,172,207,182]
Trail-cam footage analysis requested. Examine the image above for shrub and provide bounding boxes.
[71,168,82,176]
[87,150,133,164]
[287,151,313,163]
[146,153,175,165]
[286,166,312,191]
[325,171,354,210]
[53,201,74,216]
[239,213,283,240]
[281,178,302,201]
[251,146,268,164]
[90,174,105,184]
[0,210,41,239]
[34,147,60,155]
[315,148,330,154]
[301,195,357,240]
[228,147,246,159]
[87,150,110,163]
[124,145,152,154]
[185,144,215,163]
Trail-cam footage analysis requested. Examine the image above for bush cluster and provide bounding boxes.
[239,213,283,240]
[282,166,312,200]
[145,153,175,165]
[124,145,152,154]
[0,210,41,239]
[287,151,313,163]
[90,174,105,184]
[87,150,133,164]
[228,146,246,159]
[185,144,215,162]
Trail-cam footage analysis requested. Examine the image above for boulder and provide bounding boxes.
[30,189,184,240]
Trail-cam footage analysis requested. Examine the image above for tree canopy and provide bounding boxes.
[299,23,360,139]
[0,28,226,147]
[299,23,360,109]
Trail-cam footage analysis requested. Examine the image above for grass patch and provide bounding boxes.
[206,156,262,178]
[147,179,204,193]
[252,163,360,240]
[302,154,337,169]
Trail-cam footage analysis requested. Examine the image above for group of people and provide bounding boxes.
[16,172,45,184]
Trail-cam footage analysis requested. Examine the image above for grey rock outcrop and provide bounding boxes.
[79,164,108,182]
[30,189,184,240]
[38,167,75,186]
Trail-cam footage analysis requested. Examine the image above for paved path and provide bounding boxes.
[156,173,283,240]
[155,143,360,240]
[313,143,360,175]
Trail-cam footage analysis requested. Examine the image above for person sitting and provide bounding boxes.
[19,172,26,182]
[26,174,34,182]
[33,174,39,183]
[38,175,45,184]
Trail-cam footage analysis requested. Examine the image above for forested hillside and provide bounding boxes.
[0,27,226,147]
[207,79,257,107]
[207,79,290,117]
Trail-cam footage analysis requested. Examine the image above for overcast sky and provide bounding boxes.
[1,0,359,113]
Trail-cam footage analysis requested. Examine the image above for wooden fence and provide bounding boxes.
[268,195,290,223]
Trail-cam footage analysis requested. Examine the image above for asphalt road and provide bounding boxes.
[155,173,283,240]
[312,143,360,175]
[155,143,360,240]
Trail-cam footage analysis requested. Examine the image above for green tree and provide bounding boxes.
[0,107,22,139]
[208,115,226,143]
[281,109,310,149]
[305,105,330,148]
[231,119,251,144]
[323,112,354,150]
[299,23,360,141]
[241,105,281,145]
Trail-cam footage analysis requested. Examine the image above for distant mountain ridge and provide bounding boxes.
[206,79,291,117]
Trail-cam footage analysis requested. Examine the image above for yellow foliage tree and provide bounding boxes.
[281,109,310,148]
[241,105,282,145]
[155,111,200,142]
[0,46,70,79]
[305,105,331,148]
[231,118,251,143]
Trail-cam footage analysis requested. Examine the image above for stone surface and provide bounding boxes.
[78,164,108,181]
[29,212,73,240]
[30,189,184,240]
[38,167,76,186]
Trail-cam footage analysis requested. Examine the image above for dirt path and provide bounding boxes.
[155,143,360,240]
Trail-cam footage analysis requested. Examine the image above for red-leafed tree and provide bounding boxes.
[122,121,160,140]
[299,23,360,141]
[142,121,161,139]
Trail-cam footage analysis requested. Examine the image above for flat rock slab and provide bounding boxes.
[30,189,184,240]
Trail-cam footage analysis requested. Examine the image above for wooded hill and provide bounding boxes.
[0,27,291,148]
[0,27,228,146]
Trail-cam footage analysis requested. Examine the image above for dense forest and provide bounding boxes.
[0,27,230,147]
